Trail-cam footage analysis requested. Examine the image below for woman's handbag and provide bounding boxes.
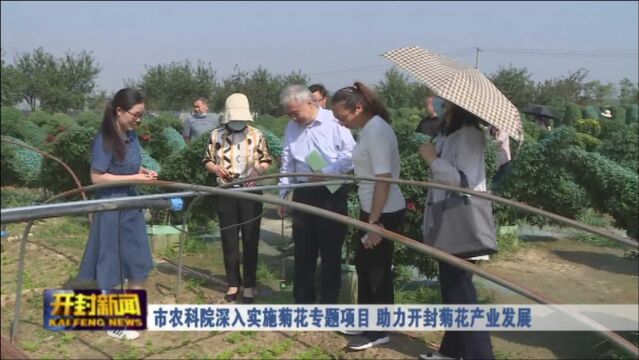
[424,171,497,258]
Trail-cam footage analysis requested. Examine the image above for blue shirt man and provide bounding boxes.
[182,98,220,142]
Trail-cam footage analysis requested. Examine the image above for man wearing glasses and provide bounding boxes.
[183,97,220,143]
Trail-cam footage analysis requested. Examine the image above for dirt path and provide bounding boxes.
[1,218,637,359]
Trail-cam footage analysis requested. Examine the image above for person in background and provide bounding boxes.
[332,82,406,351]
[419,102,495,360]
[415,96,444,137]
[183,97,220,143]
[309,83,329,109]
[203,93,272,304]
[77,88,157,341]
[278,84,355,305]
[489,125,511,187]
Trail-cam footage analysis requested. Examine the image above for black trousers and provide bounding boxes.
[355,209,405,306]
[438,260,494,360]
[217,191,263,288]
[292,186,348,304]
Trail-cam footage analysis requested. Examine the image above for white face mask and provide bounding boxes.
[226,121,248,132]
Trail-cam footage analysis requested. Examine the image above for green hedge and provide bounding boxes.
[562,103,582,127]
[560,148,638,238]
[497,133,591,225]
[581,105,600,120]
[575,118,601,137]
[575,133,602,152]
[597,123,638,172]
[1,136,43,187]
[159,132,219,228]
[624,104,638,124]
[140,147,161,173]
[40,126,97,194]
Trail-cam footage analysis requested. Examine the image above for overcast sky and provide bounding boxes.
[2,1,637,94]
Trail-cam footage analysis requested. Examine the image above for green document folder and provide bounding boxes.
[306,150,341,194]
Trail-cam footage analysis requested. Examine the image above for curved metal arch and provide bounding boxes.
[6,180,636,356]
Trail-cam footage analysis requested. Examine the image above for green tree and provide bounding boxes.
[376,67,414,109]
[489,65,536,109]
[213,66,309,116]
[535,68,589,105]
[11,48,100,112]
[1,49,21,106]
[129,60,218,111]
[581,80,615,103]
[618,78,639,104]
[13,47,56,111]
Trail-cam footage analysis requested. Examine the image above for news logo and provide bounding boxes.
[43,289,147,331]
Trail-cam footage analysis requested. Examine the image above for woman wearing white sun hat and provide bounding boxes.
[202,93,273,304]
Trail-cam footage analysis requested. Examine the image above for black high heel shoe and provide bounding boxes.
[224,289,239,302]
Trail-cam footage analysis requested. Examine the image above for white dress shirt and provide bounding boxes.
[278,107,355,199]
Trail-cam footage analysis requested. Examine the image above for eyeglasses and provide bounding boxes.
[127,111,145,120]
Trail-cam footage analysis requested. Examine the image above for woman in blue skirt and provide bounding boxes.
[77,88,157,340]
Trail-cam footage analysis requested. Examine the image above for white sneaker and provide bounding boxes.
[339,330,364,336]
[347,334,389,351]
[107,329,140,340]
[419,351,455,359]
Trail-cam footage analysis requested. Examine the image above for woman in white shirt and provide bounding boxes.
[332,82,406,351]
[419,102,495,360]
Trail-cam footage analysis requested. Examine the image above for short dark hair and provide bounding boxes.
[308,84,328,98]
[195,97,208,105]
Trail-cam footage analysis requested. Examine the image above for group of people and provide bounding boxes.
[77,83,496,359]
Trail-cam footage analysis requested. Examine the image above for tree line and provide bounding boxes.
[2,47,637,115]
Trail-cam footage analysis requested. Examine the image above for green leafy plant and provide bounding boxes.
[575,118,601,137]
[1,136,43,186]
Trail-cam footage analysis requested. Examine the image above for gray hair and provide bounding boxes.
[279,84,313,107]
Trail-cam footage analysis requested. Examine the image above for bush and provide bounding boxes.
[159,132,219,228]
[154,112,184,133]
[581,105,600,120]
[575,118,601,137]
[1,137,43,187]
[40,113,78,136]
[522,119,544,142]
[560,147,638,238]
[0,186,42,208]
[140,147,161,173]
[562,103,582,127]
[162,127,186,153]
[74,111,102,131]
[610,105,626,123]
[251,125,283,159]
[497,139,590,225]
[1,107,23,136]
[597,123,638,172]
[26,111,51,127]
[624,104,638,124]
[575,133,602,152]
[254,114,288,138]
[1,108,47,147]
[600,119,629,140]
[40,126,97,194]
